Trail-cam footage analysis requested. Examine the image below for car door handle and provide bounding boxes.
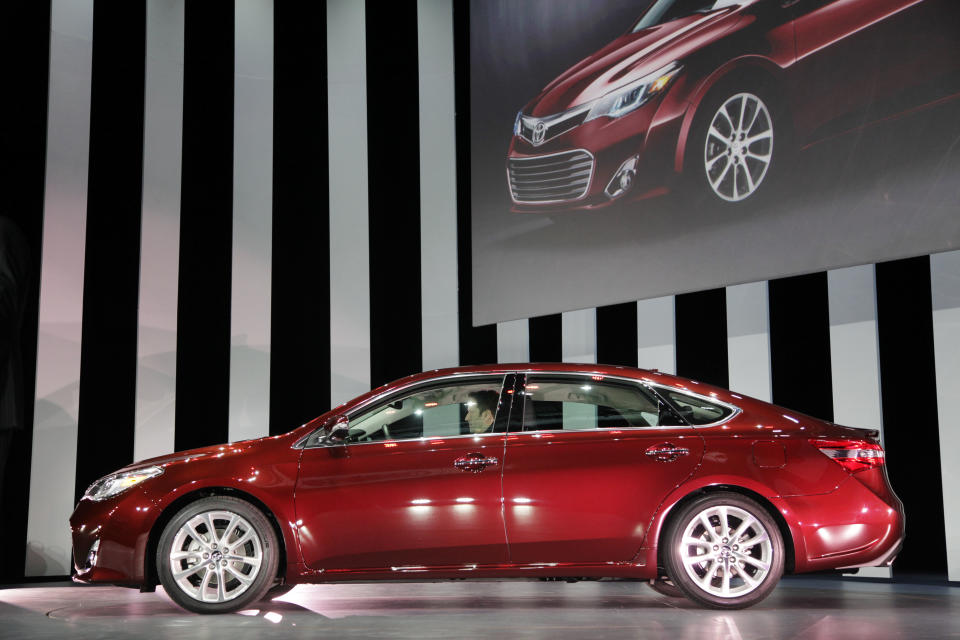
[645,443,690,463]
[454,454,499,472]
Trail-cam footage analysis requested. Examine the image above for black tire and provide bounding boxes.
[156,496,280,614]
[684,77,788,208]
[663,492,784,609]
[261,583,296,601]
[647,575,685,598]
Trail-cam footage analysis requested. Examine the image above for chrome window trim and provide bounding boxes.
[647,381,742,428]
[294,369,742,449]
[514,370,742,432]
[302,431,508,451]
[296,373,511,449]
[507,148,595,205]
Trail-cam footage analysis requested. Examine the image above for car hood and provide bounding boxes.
[116,435,288,473]
[528,8,740,117]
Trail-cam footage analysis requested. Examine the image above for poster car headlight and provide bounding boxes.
[584,62,682,121]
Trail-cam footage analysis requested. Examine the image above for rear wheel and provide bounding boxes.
[261,583,296,601]
[157,496,279,614]
[663,492,784,609]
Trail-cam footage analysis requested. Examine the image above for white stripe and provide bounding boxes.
[827,266,884,435]
[726,282,771,402]
[418,0,459,371]
[497,320,530,363]
[637,296,675,374]
[134,0,184,463]
[229,0,273,442]
[931,250,960,582]
[328,0,371,405]
[26,0,94,577]
[562,308,596,364]
[827,265,889,579]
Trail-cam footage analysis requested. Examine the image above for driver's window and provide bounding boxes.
[344,377,506,443]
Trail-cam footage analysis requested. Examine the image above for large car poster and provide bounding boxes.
[470,0,960,325]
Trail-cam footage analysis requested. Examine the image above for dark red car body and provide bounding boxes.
[506,0,960,210]
[70,363,903,597]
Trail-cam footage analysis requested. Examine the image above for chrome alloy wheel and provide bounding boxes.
[167,509,264,604]
[677,504,773,599]
[703,92,773,202]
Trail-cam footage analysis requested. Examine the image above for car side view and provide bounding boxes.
[70,364,903,613]
[506,0,960,210]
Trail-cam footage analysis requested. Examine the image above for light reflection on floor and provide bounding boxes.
[0,578,958,639]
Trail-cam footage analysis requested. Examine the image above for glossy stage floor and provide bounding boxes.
[0,577,958,640]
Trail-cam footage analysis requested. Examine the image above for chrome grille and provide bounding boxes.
[518,108,589,146]
[508,150,594,203]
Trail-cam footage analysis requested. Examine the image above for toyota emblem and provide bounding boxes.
[532,121,546,145]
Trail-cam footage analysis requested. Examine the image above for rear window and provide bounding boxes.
[660,388,735,425]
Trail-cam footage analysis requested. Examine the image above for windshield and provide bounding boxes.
[633,0,747,31]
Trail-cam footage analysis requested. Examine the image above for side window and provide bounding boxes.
[342,377,506,443]
[520,376,684,431]
[659,388,734,425]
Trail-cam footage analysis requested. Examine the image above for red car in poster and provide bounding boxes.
[71,364,903,613]
[506,0,959,210]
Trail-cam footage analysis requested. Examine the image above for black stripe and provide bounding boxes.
[175,1,234,452]
[675,289,728,388]
[366,0,422,387]
[528,314,562,362]
[0,0,50,583]
[768,273,833,420]
[455,0,496,366]
[74,0,146,504]
[596,302,638,367]
[876,256,947,578]
[270,2,331,434]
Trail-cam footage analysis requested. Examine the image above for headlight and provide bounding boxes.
[585,62,682,122]
[513,110,522,136]
[83,466,163,502]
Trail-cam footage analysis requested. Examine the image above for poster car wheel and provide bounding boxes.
[699,90,775,203]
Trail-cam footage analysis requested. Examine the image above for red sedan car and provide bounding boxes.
[507,0,959,210]
[71,364,903,613]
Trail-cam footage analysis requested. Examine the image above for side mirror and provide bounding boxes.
[326,416,350,444]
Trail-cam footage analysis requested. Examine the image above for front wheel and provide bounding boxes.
[687,83,785,207]
[663,492,784,609]
[157,496,280,614]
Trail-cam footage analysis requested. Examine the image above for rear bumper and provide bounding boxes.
[774,475,904,574]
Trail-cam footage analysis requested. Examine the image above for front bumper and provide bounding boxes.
[70,490,158,585]
[506,87,690,212]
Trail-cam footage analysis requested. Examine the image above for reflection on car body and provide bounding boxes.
[71,363,904,613]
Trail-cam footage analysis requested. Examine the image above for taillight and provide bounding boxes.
[811,439,885,473]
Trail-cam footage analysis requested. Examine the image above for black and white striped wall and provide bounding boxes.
[1,0,957,585]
